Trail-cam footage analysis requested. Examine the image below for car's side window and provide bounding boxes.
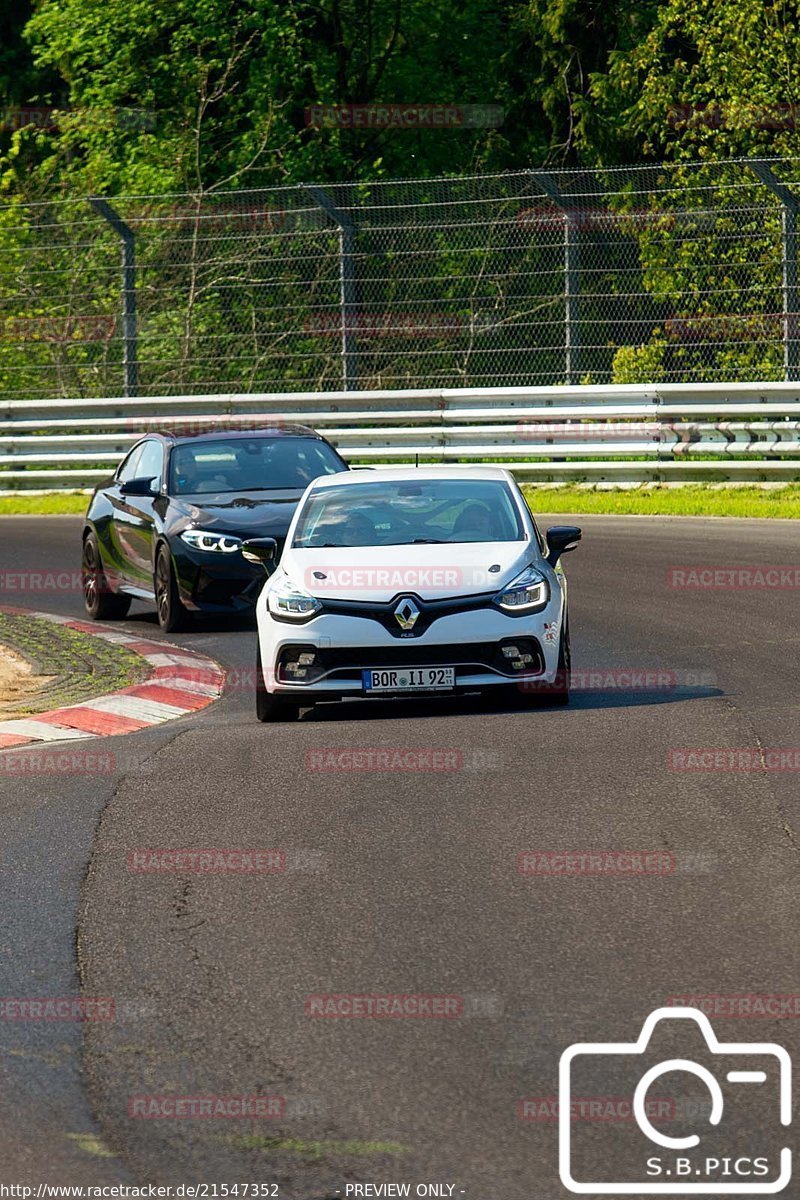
[135,440,164,491]
[117,443,144,483]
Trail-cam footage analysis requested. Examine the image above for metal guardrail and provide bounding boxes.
[2,382,800,490]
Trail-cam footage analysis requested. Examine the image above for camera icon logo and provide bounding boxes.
[559,1006,792,1194]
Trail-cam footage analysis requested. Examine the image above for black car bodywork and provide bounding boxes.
[81,425,348,629]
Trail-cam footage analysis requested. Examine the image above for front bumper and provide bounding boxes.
[173,545,268,613]
[256,598,564,698]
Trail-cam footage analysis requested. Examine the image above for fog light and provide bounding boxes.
[496,639,543,677]
[298,651,316,666]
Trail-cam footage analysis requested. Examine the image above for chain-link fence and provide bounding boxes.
[2,157,800,400]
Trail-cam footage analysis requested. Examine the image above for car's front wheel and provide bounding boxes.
[255,646,301,722]
[515,618,570,707]
[539,618,571,706]
[82,531,132,620]
[154,544,190,633]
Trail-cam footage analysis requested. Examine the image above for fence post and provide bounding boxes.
[88,197,138,397]
[748,161,799,383]
[529,171,581,385]
[306,185,359,391]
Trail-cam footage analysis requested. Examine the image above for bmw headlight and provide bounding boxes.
[493,564,549,612]
[267,574,323,620]
[180,529,242,554]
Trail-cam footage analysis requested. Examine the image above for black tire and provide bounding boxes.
[82,531,132,620]
[521,617,571,707]
[543,617,571,705]
[255,646,301,723]
[154,543,190,633]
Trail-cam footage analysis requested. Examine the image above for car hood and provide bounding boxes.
[171,489,304,536]
[280,541,535,602]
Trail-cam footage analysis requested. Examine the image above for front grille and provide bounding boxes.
[323,642,494,669]
[318,639,545,679]
[319,592,494,637]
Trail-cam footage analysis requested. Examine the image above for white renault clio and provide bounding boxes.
[244,466,580,721]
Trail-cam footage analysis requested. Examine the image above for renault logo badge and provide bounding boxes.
[394,598,420,630]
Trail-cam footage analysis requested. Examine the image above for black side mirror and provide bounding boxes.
[546,525,582,567]
[242,537,278,568]
[120,476,158,497]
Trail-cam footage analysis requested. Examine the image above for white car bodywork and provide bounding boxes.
[254,466,573,704]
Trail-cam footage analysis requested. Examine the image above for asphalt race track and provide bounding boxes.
[0,513,798,1195]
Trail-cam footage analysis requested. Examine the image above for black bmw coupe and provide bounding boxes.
[81,425,348,631]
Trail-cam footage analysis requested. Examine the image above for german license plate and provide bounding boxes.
[363,667,456,693]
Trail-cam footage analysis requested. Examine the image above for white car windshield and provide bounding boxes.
[292,478,525,548]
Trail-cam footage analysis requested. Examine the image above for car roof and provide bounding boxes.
[309,464,516,489]
[143,424,327,444]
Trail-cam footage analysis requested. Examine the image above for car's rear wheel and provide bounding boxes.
[155,544,190,633]
[82,532,131,620]
[255,645,301,722]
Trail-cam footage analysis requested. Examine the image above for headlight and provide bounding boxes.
[180,529,242,554]
[493,564,549,612]
[267,574,323,620]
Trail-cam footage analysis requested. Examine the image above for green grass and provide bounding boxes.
[0,612,149,715]
[0,492,88,515]
[1,485,799,518]
[522,485,800,519]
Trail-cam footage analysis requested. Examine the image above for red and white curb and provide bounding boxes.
[0,609,225,750]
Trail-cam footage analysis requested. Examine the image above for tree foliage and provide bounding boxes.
[2,0,800,401]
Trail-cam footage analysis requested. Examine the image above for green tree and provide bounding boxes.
[6,0,520,197]
[588,0,800,162]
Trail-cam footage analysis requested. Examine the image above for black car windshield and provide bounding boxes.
[168,437,343,495]
[292,478,525,547]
